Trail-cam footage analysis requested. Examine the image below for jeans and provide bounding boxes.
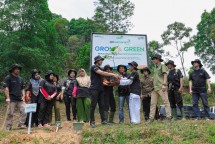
[118,96,130,123]
[192,93,210,118]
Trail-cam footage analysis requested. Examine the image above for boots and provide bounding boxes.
[171,108,177,120]
[108,112,115,123]
[180,108,186,120]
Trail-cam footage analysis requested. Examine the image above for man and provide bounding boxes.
[25,69,43,127]
[117,64,130,123]
[189,59,211,120]
[166,60,185,120]
[103,65,117,123]
[90,55,119,128]
[148,54,171,122]
[3,64,27,131]
[140,67,154,121]
[120,61,141,124]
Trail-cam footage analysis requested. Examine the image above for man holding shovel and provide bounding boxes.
[2,64,27,131]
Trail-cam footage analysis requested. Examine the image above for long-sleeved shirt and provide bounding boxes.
[140,75,154,98]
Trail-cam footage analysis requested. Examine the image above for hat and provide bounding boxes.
[103,64,113,71]
[140,67,151,74]
[68,69,77,77]
[117,64,127,72]
[31,69,40,75]
[128,61,138,70]
[45,70,55,76]
[94,55,104,64]
[9,64,22,73]
[152,54,164,62]
[191,59,203,67]
[165,60,176,67]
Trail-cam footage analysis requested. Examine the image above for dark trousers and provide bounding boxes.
[38,99,54,125]
[64,95,77,120]
[142,97,160,120]
[104,87,116,112]
[168,88,183,108]
[192,92,210,118]
[90,89,106,123]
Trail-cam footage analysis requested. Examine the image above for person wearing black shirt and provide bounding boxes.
[189,59,211,120]
[119,61,141,124]
[117,64,130,123]
[90,55,119,128]
[62,69,78,121]
[166,60,185,120]
[3,64,27,131]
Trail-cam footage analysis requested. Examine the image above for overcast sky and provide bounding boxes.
[48,0,215,81]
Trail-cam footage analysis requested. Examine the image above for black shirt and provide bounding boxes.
[189,68,210,93]
[3,74,24,102]
[118,73,130,96]
[128,71,141,95]
[63,77,77,96]
[90,65,104,91]
[168,69,183,88]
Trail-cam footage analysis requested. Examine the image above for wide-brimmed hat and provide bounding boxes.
[140,67,151,74]
[31,69,40,75]
[103,64,113,71]
[117,64,127,72]
[152,54,164,62]
[165,60,176,67]
[191,59,203,67]
[128,61,138,70]
[94,55,104,64]
[45,70,55,76]
[9,64,22,73]
[68,69,77,77]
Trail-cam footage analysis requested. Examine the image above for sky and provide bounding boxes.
[48,0,215,81]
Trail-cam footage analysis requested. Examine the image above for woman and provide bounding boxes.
[38,70,57,128]
[76,69,91,122]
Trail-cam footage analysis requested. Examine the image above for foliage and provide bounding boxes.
[93,0,135,33]
[194,8,215,74]
[77,43,91,70]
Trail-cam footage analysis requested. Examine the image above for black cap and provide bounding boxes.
[103,64,113,71]
[68,69,77,77]
[117,64,127,72]
[94,55,104,64]
[45,70,55,76]
[140,67,151,74]
[165,60,176,67]
[191,59,203,67]
[152,54,164,62]
[9,64,22,73]
[31,69,40,75]
[128,61,138,70]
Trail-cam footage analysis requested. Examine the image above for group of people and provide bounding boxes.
[2,53,212,130]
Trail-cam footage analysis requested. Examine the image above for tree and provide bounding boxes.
[93,0,135,33]
[161,22,193,77]
[194,8,215,73]
[77,43,91,70]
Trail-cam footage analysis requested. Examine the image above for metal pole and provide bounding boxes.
[28,112,32,134]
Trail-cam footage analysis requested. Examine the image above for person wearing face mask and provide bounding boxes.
[62,69,78,121]
[37,70,57,128]
[76,69,91,122]
[25,69,43,127]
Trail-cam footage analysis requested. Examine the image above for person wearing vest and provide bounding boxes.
[76,68,91,122]
[90,55,119,128]
[102,65,118,124]
[117,64,130,124]
[166,60,185,120]
[147,54,171,123]
[62,69,78,121]
[119,61,141,124]
[189,59,211,120]
[3,64,27,131]
[49,74,62,124]
[25,69,43,127]
[38,70,57,128]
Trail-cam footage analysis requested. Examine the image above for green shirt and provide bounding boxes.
[153,63,168,91]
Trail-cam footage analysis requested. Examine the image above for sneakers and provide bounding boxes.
[17,125,26,129]
[43,124,51,127]
[102,121,111,125]
[206,118,210,121]
[38,124,43,128]
[146,119,154,124]
[90,123,96,128]
[194,117,201,121]
[6,127,12,131]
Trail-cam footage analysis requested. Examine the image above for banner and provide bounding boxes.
[91,33,148,68]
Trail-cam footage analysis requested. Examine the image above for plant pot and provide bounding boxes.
[73,122,84,131]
